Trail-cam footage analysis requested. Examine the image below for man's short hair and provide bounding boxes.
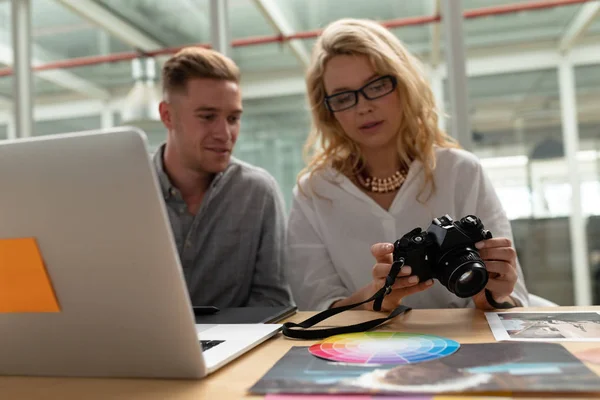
[161,47,240,96]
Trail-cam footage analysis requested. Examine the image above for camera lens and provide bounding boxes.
[451,262,488,298]
[438,249,489,298]
[458,270,474,284]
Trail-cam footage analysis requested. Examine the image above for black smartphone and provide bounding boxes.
[193,306,220,315]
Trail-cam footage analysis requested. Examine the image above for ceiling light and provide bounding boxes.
[121,57,162,132]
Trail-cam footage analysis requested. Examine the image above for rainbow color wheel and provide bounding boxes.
[308,332,460,365]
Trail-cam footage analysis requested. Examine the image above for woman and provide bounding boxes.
[286,18,529,312]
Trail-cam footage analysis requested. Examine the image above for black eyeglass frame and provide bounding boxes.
[324,75,398,112]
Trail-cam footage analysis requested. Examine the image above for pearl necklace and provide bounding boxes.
[356,170,406,193]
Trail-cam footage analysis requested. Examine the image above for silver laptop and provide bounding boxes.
[0,127,281,379]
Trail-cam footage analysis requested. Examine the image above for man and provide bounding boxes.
[154,46,293,308]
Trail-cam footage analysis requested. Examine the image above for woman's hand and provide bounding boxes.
[366,243,434,312]
[472,237,519,310]
[330,243,434,311]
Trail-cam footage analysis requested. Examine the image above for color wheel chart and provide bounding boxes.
[309,332,460,365]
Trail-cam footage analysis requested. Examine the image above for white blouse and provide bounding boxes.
[285,147,529,311]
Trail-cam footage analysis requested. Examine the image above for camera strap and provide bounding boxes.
[282,258,412,340]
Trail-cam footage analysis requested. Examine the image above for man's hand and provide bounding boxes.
[472,237,519,310]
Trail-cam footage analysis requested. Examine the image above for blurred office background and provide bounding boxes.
[1,0,599,306]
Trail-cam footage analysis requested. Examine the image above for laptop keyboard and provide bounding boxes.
[201,340,224,351]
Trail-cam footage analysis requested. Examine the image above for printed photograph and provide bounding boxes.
[496,312,600,340]
[249,342,600,396]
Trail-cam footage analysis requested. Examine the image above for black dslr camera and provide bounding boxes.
[393,215,492,298]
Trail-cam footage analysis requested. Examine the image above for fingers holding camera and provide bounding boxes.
[477,238,514,259]
[368,257,434,311]
[485,259,517,286]
[484,260,517,279]
[376,279,434,312]
[475,237,512,250]
[391,276,434,290]
[476,236,518,284]
[485,275,514,298]
[372,273,421,290]
[372,263,412,280]
[472,237,520,309]
[371,242,394,264]
[478,247,516,264]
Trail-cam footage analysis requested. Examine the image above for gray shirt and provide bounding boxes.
[153,144,293,308]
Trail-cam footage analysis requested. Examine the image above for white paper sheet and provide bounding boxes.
[485,311,600,342]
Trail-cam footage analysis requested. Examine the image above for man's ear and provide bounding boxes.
[159,101,173,130]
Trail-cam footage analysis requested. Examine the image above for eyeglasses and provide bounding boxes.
[324,75,397,112]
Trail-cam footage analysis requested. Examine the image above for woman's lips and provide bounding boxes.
[359,120,384,133]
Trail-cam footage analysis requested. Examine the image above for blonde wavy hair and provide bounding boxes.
[299,18,459,201]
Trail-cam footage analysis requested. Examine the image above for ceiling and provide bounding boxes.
[0,0,598,151]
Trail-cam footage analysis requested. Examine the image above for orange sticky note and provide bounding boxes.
[0,238,60,312]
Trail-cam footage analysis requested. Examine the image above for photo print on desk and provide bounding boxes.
[249,342,600,396]
[485,311,600,342]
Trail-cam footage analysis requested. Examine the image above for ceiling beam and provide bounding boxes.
[558,1,600,53]
[0,5,109,99]
[0,40,110,99]
[236,42,600,98]
[243,74,306,100]
[54,0,163,51]
[252,0,310,68]
[459,42,600,78]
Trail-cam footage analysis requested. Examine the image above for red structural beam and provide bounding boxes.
[0,0,592,77]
